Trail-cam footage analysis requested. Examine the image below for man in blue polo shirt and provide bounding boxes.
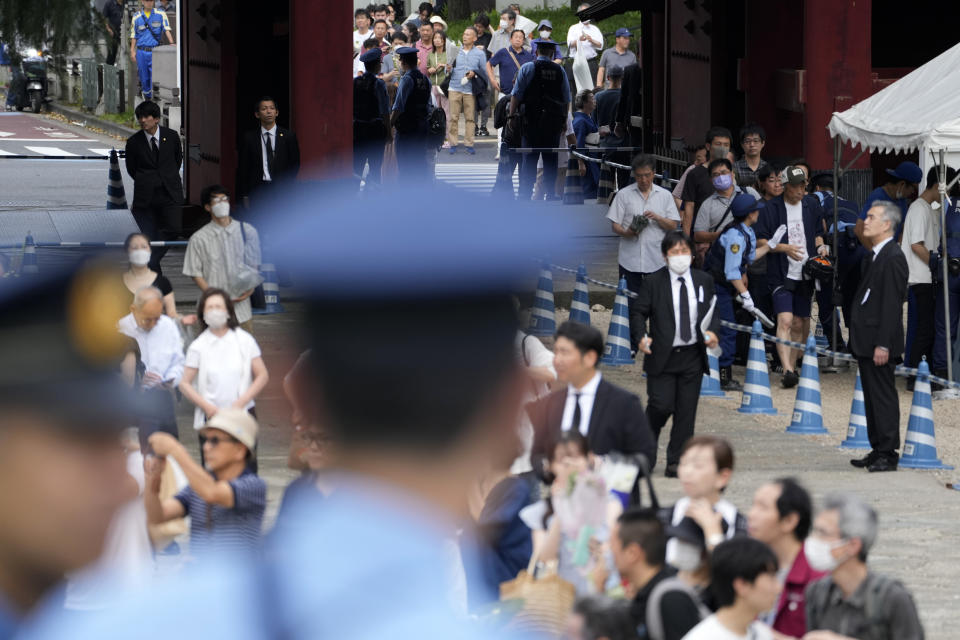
[129,0,174,100]
[855,161,921,247]
[488,28,534,174]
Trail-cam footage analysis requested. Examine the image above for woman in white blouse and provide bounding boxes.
[179,288,269,432]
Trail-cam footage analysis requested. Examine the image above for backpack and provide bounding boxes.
[644,576,710,640]
[428,105,446,139]
[805,573,908,639]
[493,94,511,130]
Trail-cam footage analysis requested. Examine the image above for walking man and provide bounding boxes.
[129,0,174,100]
[849,201,908,473]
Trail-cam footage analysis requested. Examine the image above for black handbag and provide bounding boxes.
[439,59,456,95]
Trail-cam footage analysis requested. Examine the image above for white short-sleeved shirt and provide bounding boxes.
[606,182,681,273]
[184,328,261,429]
[901,198,940,284]
[682,615,773,640]
[566,22,604,59]
[785,200,806,280]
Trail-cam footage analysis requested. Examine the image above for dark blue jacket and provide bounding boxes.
[469,476,532,610]
[755,195,825,288]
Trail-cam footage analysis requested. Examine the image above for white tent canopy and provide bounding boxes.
[828,41,960,154]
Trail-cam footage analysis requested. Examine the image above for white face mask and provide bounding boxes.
[499,19,508,30]
[667,254,692,275]
[539,30,550,39]
[211,201,230,218]
[804,536,845,572]
[665,538,703,572]
[129,248,151,266]
[204,309,229,330]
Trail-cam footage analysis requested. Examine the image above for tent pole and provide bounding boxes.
[830,136,841,368]
[937,150,953,384]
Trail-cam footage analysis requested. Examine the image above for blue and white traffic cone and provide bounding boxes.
[738,319,777,414]
[700,351,725,397]
[900,359,953,469]
[21,233,38,275]
[107,149,128,209]
[786,335,828,434]
[253,250,284,315]
[563,156,584,205]
[840,369,871,449]
[600,277,634,366]
[527,263,556,336]
[814,320,829,349]
[569,264,591,326]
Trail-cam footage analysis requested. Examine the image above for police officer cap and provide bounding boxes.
[0,261,162,427]
[359,48,382,64]
[532,38,557,47]
[615,28,632,37]
[730,193,760,218]
[395,46,418,56]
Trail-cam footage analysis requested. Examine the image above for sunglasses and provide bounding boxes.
[200,434,239,447]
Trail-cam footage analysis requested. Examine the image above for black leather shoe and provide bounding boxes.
[664,464,679,478]
[850,450,880,468]
[782,370,799,388]
[868,455,899,472]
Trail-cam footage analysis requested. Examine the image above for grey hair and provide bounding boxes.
[574,89,593,111]
[869,200,902,232]
[823,493,878,561]
[133,285,163,308]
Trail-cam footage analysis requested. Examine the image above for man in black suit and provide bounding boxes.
[850,201,908,472]
[237,96,301,213]
[527,321,655,480]
[632,231,720,477]
[125,100,183,273]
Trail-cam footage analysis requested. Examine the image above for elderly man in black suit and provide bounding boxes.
[849,200,909,472]
[237,96,301,212]
[527,321,655,480]
[631,230,720,477]
[124,100,183,273]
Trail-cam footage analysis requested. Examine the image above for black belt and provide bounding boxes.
[671,344,700,353]
[137,46,154,51]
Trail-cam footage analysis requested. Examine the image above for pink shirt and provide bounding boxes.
[416,40,433,75]
[772,542,829,638]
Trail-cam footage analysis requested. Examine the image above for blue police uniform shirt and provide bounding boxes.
[361,71,390,119]
[131,9,170,47]
[488,46,535,94]
[718,225,756,281]
[0,594,17,640]
[392,69,432,113]
[511,55,572,103]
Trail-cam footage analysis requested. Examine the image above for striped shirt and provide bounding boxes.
[182,219,262,324]
[175,468,266,555]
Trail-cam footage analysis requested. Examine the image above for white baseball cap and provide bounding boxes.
[203,408,259,452]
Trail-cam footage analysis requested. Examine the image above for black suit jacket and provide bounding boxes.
[630,267,719,376]
[237,126,301,198]
[124,126,184,209]
[527,378,655,476]
[849,239,908,358]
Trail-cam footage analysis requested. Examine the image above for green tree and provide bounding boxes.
[0,0,103,63]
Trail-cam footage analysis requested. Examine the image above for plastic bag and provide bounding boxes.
[572,41,593,95]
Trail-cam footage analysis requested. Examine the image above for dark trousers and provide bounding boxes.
[646,345,703,467]
[747,269,780,366]
[138,387,179,453]
[933,273,960,372]
[857,357,900,454]
[715,285,737,368]
[493,141,521,198]
[619,265,645,352]
[908,283,935,368]
[132,188,182,273]
[395,132,430,183]
[353,121,386,187]
[106,32,121,66]
[816,282,846,351]
[519,135,557,201]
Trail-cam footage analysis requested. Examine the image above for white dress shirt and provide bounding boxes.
[671,270,699,346]
[260,125,277,182]
[561,371,602,436]
[118,313,185,386]
[143,128,160,150]
[872,235,893,257]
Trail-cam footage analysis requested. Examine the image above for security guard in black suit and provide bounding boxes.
[354,48,390,188]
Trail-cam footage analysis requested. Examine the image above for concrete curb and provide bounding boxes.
[47,102,137,139]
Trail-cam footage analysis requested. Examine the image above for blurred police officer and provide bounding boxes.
[703,193,781,390]
[391,46,433,182]
[129,0,174,100]
[354,48,390,188]
[509,37,570,201]
[0,263,152,638]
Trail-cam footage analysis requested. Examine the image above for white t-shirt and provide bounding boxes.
[512,331,557,474]
[353,29,372,52]
[901,198,940,284]
[606,183,682,273]
[566,22,604,59]
[184,328,262,429]
[785,200,806,280]
[682,614,773,640]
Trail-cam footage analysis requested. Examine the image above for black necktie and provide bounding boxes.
[151,136,159,162]
[572,392,582,433]
[679,277,691,342]
[264,132,276,177]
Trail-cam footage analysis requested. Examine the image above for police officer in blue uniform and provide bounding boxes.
[509,38,571,201]
[390,46,433,182]
[129,0,173,100]
[931,183,960,384]
[354,48,390,188]
[811,172,863,351]
[704,193,779,390]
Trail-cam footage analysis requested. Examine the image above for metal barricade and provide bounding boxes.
[102,64,120,113]
[79,58,98,110]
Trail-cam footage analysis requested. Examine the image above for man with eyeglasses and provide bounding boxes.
[733,123,769,186]
[145,409,266,556]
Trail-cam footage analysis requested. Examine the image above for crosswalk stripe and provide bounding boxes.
[23,146,79,156]
[0,150,13,156]
[87,148,114,156]
[435,163,517,191]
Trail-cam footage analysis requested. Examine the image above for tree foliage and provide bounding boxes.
[0,0,103,63]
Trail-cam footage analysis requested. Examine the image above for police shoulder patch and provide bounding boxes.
[730,244,740,254]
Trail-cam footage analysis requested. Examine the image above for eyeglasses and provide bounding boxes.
[200,434,238,447]
[742,137,763,145]
[211,195,229,204]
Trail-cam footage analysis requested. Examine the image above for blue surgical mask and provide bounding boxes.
[712,173,733,191]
